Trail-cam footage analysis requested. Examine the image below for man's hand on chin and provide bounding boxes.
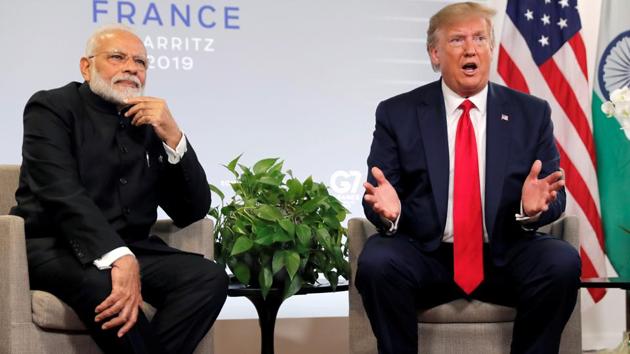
[124,96,182,149]
[94,254,143,338]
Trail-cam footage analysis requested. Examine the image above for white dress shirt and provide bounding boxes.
[442,81,489,242]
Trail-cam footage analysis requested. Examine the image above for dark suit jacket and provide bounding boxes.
[363,80,566,265]
[11,82,211,267]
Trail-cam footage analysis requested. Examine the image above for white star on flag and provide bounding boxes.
[557,18,568,29]
[524,9,534,21]
[559,0,569,8]
[541,14,551,25]
[538,35,549,46]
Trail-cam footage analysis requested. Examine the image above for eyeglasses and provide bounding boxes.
[88,51,148,70]
[447,35,490,48]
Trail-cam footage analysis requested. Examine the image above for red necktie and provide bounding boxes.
[453,99,484,294]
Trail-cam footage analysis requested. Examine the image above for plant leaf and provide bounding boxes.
[296,224,310,238]
[271,230,293,243]
[233,262,251,285]
[230,236,254,256]
[256,205,283,221]
[253,158,278,175]
[269,160,284,174]
[303,176,313,191]
[233,222,248,235]
[259,176,281,186]
[272,250,285,275]
[324,215,340,229]
[253,234,275,246]
[301,196,326,213]
[284,251,300,280]
[316,227,331,241]
[259,266,273,299]
[224,154,242,176]
[283,273,302,300]
[326,271,338,289]
[254,223,274,246]
[279,219,296,237]
[296,224,311,247]
[286,178,303,200]
[208,183,225,200]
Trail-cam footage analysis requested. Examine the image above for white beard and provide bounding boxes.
[88,67,144,105]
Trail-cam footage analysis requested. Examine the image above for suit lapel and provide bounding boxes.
[485,83,512,238]
[418,84,449,233]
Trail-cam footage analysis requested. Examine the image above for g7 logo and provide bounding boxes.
[330,170,362,194]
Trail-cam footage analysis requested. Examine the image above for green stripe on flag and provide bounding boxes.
[592,93,630,278]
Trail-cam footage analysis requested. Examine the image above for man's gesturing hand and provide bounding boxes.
[521,160,565,217]
[94,255,142,338]
[124,97,182,149]
[363,167,401,221]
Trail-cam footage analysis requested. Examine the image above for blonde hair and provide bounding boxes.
[426,2,496,70]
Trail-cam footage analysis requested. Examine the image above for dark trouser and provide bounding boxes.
[28,240,229,354]
[355,233,581,354]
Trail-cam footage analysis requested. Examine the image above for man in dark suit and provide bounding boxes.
[355,2,580,354]
[10,25,228,354]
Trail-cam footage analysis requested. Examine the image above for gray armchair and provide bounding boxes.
[0,165,215,354]
[348,216,582,354]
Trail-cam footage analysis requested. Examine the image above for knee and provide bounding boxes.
[542,242,581,290]
[78,270,114,303]
[356,237,404,287]
[195,260,229,301]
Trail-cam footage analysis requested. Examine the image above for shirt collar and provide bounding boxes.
[441,80,488,117]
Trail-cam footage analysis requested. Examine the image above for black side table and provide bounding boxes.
[580,277,630,351]
[228,278,349,354]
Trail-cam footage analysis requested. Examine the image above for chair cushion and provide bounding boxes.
[418,299,516,323]
[31,290,157,331]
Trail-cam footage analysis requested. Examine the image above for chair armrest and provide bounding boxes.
[0,215,34,329]
[348,218,378,282]
[347,218,380,353]
[151,218,215,260]
[538,215,579,251]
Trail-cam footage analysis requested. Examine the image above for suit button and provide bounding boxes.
[119,178,128,185]
[123,207,131,215]
[120,145,128,153]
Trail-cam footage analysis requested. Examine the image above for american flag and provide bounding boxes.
[496,0,606,302]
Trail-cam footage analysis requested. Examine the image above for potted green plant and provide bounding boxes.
[208,155,349,299]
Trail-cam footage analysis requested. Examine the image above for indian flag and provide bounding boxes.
[592,0,630,279]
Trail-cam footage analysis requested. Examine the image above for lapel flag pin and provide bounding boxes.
[501,114,509,121]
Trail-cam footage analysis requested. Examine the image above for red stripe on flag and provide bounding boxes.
[568,34,588,80]
[580,248,607,302]
[557,142,605,249]
[498,2,607,303]
[497,45,530,94]
[540,59,597,165]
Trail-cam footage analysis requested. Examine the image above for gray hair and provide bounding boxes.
[85,24,141,57]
